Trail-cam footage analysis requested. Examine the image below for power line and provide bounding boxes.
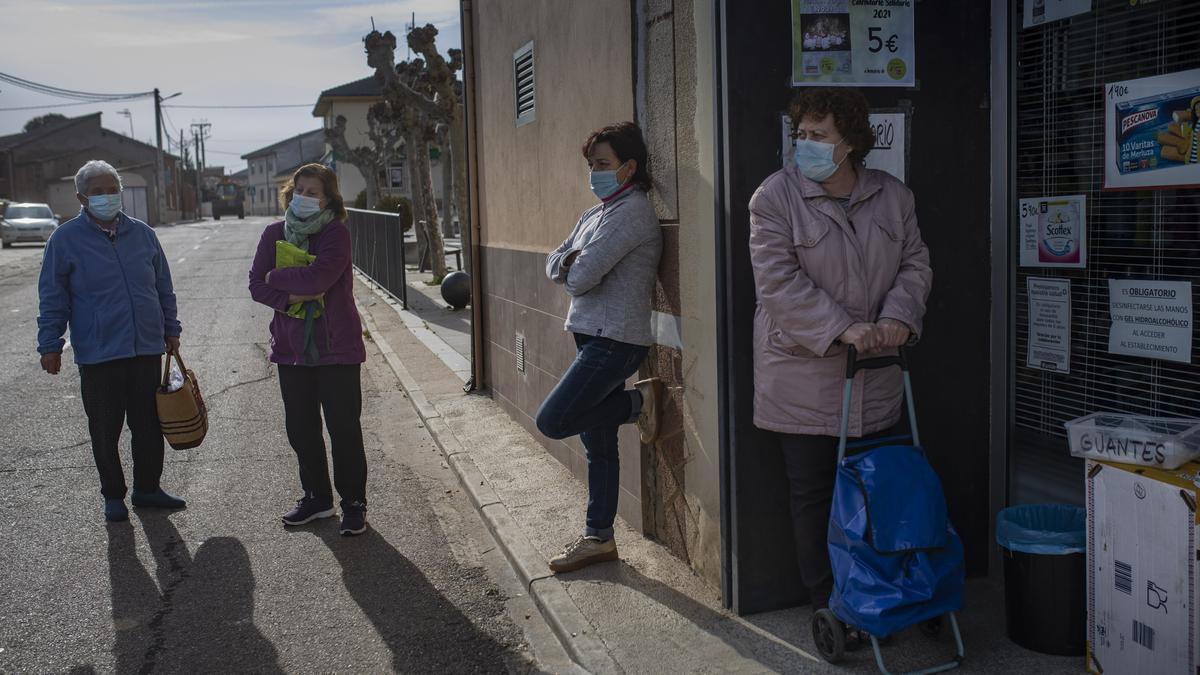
[163,104,311,110]
[0,71,153,102]
[0,100,121,112]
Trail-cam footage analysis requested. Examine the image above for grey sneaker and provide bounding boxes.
[549,535,618,573]
[634,378,663,444]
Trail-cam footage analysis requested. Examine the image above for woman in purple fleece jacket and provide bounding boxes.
[248,163,368,536]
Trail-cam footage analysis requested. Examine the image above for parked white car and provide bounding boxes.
[0,203,59,248]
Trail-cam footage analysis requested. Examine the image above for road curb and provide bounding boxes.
[356,299,621,675]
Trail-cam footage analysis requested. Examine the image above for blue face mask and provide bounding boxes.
[87,193,123,221]
[588,162,629,200]
[792,138,847,182]
[289,193,322,218]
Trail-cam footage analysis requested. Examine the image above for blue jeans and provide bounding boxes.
[535,333,649,540]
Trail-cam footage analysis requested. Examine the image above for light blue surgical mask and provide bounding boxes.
[87,193,123,221]
[289,193,323,219]
[588,162,629,200]
[792,138,847,182]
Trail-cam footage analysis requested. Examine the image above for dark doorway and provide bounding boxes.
[716,1,995,614]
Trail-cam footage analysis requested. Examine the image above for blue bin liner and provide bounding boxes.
[996,504,1085,555]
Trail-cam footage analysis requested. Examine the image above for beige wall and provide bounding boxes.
[474,0,634,252]
[327,101,375,203]
[674,0,721,590]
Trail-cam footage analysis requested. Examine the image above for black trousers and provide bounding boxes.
[278,364,367,505]
[79,356,165,500]
[778,426,901,609]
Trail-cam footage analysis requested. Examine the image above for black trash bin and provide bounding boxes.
[995,504,1087,656]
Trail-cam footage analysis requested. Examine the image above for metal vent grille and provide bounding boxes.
[515,333,526,373]
[1011,0,1200,500]
[514,42,535,127]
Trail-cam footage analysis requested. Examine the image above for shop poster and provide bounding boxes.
[1108,279,1193,364]
[1104,68,1200,190]
[1023,0,1091,28]
[1028,278,1072,374]
[781,111,907,182]
[1018,195,1087,268]
[791,0,915,87]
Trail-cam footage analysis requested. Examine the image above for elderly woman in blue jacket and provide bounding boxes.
[37,160,186,522]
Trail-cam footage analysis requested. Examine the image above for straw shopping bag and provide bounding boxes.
[156,351,208,450]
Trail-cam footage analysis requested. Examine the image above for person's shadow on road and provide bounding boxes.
[106,512,282,673]
[313,527,514,673]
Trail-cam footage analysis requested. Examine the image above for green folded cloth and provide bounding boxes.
[275,240,324,319]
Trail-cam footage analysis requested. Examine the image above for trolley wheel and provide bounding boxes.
[919,616,943,638]
[812,609,846,664]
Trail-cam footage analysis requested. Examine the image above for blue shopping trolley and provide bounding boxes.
[810,346,966,674]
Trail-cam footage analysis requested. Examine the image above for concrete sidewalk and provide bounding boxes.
[354,277,1085,674]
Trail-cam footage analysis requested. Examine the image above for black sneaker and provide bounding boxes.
[339,501,367,536]
[281,495,336,526]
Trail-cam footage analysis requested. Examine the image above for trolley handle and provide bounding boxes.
[844,345,909,379]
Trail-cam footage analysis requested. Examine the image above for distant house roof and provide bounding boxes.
[0,113,101,151]
[0,112,179,161]
[312,76,384,117]
[241,128,325,160]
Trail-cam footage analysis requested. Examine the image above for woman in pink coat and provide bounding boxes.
[748,88,932,611]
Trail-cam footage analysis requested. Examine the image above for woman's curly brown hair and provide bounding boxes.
[788,88,875,166]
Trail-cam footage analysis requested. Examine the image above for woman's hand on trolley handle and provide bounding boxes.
[838,322,884,354]
[875,318,911,348]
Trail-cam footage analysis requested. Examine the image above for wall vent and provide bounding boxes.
[513,41,536,127]
[515,333,526,373]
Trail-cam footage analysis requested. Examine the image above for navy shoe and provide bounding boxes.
[104,499,129,522]
[131,488,187,509]
[282,495,336,526]
[339,501,368,536]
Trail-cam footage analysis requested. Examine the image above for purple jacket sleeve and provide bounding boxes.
[266,224,351,297]
[248,226,289,312]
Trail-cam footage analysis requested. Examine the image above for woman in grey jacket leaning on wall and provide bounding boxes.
[536,122,663,574]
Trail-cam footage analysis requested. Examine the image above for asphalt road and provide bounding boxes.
[0,218,538,674]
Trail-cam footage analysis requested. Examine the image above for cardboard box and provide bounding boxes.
[1086,459,1200,674]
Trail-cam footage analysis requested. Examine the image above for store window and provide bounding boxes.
[1011,0,1200,503]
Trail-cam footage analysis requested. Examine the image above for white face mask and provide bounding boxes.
[289,193,322,218]
[792,138,847,182]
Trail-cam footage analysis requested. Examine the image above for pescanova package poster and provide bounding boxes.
[1105,68,1200,190]
[791,0,915,87]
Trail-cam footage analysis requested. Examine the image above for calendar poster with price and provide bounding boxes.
[791,0,915,87]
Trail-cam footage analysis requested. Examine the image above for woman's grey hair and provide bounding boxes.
[74,160,123,195]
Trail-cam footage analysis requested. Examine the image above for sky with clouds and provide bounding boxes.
[0,0,461,173]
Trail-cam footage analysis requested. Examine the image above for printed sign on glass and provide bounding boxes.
[1108,279,1193,364]
[1022,0,1091,28]
[1104,69,1200,190]
[791,0,915,87]
[1027,278,1072,374]
[1019,195,1087,268]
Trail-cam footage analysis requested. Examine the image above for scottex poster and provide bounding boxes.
[1105,68,1200,190]
[791,0,915,87]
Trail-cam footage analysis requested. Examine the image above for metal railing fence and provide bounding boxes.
[345,207,408,309]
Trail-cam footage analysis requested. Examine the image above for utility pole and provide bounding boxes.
[177,128,185,219]
[193,129,203,219]
[153,89,182,223]
[154,88,165,224]
[191,121,212,215]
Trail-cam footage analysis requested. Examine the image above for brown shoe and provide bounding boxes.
[548,536,618,573]
[634,378,663,444]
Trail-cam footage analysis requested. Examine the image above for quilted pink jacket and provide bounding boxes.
[748,166,932,437]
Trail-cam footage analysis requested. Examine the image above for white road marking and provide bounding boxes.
[177,257,186,264]
[192,245,201,250]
